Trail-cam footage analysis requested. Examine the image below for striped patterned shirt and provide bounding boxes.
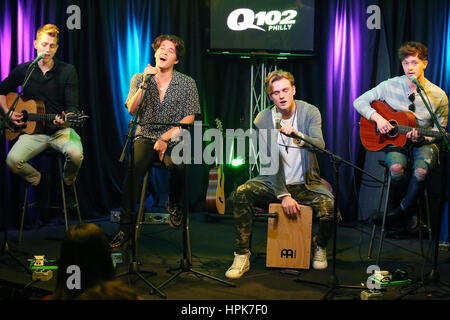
[354,75,448,141]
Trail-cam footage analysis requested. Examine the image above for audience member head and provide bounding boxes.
[52,223,115,300]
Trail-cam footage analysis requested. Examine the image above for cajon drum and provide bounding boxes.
[266,203,312,269]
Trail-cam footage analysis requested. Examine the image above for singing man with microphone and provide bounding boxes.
[0,24,83,213]
[225,70,336,279]
[354,41,448,228]
[110,35,200,248]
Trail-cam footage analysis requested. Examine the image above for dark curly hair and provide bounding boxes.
[152,34,185,60]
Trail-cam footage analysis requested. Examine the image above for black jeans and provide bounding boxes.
[119,138,185,234]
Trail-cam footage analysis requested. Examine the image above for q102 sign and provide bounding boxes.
[210,0,315,52]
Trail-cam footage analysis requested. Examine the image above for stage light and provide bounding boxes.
[231,157,244,167]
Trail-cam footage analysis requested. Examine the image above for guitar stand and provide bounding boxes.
[156,207,235,291]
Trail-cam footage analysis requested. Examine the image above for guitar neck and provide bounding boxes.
[26,113,58,122]
[397,125,450,139]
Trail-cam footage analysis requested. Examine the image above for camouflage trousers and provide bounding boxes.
[229,181,336,254]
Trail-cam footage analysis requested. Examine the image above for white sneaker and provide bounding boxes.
[312,244,328,270]
[225,252,250,279]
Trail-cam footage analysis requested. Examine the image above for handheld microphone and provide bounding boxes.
[144,74,152,83]
[410,76,424,90]
[30,52,45,66]
[274,112,282,129]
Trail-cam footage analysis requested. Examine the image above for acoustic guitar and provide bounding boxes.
[3,92,88,140]
[359,100,450,151]
[206,119,225,214]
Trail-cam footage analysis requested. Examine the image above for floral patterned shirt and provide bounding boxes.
[126,70,201,146]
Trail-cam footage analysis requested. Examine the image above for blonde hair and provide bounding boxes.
[265,70,295,95]
[36,24,60,44]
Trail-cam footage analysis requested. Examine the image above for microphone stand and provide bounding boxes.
[415,84,449,151]
[290,132,384,299]
[0,62,39,275]
[117,80,166,299]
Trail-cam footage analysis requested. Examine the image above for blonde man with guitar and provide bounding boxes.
[354,41,448,226]
[0,23,84,219]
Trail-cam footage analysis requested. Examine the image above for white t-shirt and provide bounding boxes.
[274,110,304,185]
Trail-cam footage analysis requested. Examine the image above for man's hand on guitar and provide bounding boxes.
[53,112,70,128]
[371,112,394,134]
[9,111,25,127]
[406,128,423,143]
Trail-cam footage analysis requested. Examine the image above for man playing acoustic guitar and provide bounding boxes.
[0,24,83,190]
[354,41,448,227]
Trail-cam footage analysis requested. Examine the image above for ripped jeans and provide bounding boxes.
[385,143,439,211]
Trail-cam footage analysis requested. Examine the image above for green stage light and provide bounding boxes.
[231,157,244,167]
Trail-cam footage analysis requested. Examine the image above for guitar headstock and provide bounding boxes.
[215,118,223,133]
[64,112,89,126]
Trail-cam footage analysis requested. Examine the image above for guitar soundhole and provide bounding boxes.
[21,110,29,122]
[387,120,398,138]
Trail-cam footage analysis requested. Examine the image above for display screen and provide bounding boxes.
[210,0,315,53]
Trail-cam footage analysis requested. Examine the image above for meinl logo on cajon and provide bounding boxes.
[280,249,296,259]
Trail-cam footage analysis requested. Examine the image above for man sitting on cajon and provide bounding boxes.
[225,70,337,279]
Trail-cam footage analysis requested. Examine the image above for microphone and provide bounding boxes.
[30,52,45,66]
[410,76,424,90]
[282,130,303,140]
[274,112,282,129]
[144,74,152,83]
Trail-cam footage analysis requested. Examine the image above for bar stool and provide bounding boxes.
[367,160,432,265]
[134,162,168,255]
[19,149,82,244]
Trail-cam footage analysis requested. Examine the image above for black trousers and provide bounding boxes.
[119,138,185,234]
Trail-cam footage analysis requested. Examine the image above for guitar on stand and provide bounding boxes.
[2,92,88,140]
[359,100,450,151]
[206,118,225,214]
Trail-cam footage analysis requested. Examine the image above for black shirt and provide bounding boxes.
[0,59,79,134]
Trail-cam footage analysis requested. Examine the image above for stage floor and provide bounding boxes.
[1,211,449,301]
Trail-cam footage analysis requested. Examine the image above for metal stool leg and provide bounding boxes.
[72,182,82,224]
[376,173,391,266]
[424,188,432,241]
[418,188,432,257]
[135,171,150,256]
[19,186,30,244]
[58,156,69,231]
[368,166,389,259]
